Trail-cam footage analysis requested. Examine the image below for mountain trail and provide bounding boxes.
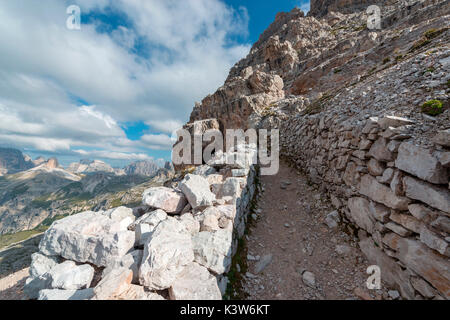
[241,161,393,300]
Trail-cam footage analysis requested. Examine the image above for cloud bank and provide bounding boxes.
[0,0,250,165]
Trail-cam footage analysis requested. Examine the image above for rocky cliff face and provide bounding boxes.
[309,0,389,17]
[0,148,35,176]
[67,160,116,174]
[190,0,449,130]
[185,0,450,300]
[124,160,160,177]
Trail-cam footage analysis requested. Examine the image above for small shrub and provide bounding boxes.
[382,57,390,64]
[410,27,449,53]
[333,68,342,74]
[421,99,443,116]
[111,198,123,208]
[423,28,446,40]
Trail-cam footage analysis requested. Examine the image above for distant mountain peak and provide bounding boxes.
[124,159,160,177]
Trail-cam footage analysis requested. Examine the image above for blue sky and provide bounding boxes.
[0,0,309,168]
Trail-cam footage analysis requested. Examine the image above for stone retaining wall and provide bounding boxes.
[280,113,450,299]
[23,143,258,300]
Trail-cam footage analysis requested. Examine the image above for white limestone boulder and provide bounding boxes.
[38,288,94,300]
[130,209,168,246]
[29,252,60,279]
[139,217,194,290]
[49,261,94,290]
[179,174,216,209]
[102,250,143,284]
[169,262,222,300]
[192,229,233,274]
[142,187,187,214]
[93,267,133,300]
[38,211,135,267]
[178,213,200,236]
[24,253,60,299]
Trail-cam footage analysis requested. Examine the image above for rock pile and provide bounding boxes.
[23,146,258,300]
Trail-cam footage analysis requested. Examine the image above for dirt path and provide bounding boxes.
[241,161,393,300]
[0,268,28,300]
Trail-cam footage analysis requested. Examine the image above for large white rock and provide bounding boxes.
[169,262,222,300]
[93,267,133,300]
[129,209,167,231]
[139,217,194,290]
[179,174,216,209]
[103,206,136,223]
[142,187,187,214]
[102,250,143,284]
[38,288,94,300]
[395,142,448,184]
[178,213,200,236]
[198,207,221,232]
[29,252,59,279]
[131,209,168,245]
[193,165,217,176]
[192,229,233,274]
[218,178,245,199]
[49,261,94,290]
[216,205,237,220]
[39,211,135,267]
[103,283,165,300]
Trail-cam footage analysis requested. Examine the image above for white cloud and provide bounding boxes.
[141,133,174,150]
[297,1,310,14]
[145,119,184,134]
[0,0,250,162]
[74,149,152,161]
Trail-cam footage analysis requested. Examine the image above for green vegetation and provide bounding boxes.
[368,66,377,75]
[304,91,335,115]
[261,103,278,117]
[0,227,46,250]
[224,172,260,300]
[395,54,404,62]
[68,192,93,203]
[423,28,446,40]
[421,99,443,116]
[409,27,449,53]
[31,195,53,209]
[111,198,123,208]
[11,183,29,196]
[333,68,342,74]
[0,214,70,250]
[382,57,390,64]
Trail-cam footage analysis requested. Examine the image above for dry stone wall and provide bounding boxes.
[23,142,258,300]
[281,113,450,299]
